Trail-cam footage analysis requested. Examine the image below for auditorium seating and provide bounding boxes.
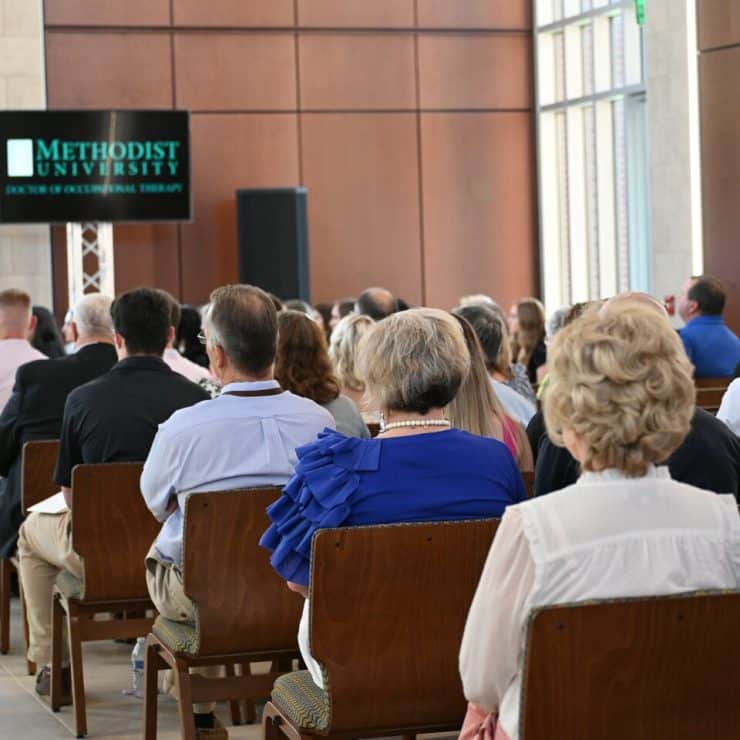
[519,592,740,739]
[695,377,731,413]
[143,488,303,740]
[0,439,59,674]
[50,462,159,738]
[263,518,499,740]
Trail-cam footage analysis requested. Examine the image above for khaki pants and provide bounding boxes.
[17,511,82,666]
[145,551,220,714]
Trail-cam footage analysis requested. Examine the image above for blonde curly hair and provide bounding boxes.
[543,305,695,476]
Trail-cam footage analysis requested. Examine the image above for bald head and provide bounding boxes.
[355,286,397,321]
[0,289,35,339]
[601,292,668,321]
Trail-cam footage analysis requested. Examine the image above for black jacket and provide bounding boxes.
[0,343,118,556]
[534,407,740,501]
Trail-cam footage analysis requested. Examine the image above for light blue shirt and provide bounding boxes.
[140,379,335,568]
[492,379,536,427]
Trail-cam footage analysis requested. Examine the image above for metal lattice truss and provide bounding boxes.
[66,223,115,307]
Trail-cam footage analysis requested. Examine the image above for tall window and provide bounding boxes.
[535,0,649,309]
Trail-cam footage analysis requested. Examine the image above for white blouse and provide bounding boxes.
[717,378,740,436]
[460,466,740,740]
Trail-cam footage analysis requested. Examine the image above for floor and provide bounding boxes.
[0,598,263,739]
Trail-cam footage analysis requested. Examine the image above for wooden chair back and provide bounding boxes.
[182,488,303,657]
[21,439,60,514]
[70,462,157,602]
[520,592,740,739]
[310,518,499,732]
[695,377,730,413]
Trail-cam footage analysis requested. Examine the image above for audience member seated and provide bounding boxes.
[159,291,212,383]
[533,295,740,498]
[141,285,332,739]
[0,294,117,559]
[459,304,740,740]
[61,307,76,355]
[329,297,355,333]
[328,313,376,416]
[717,378,740,436]
[18,288,208,702]
[508,298,547,385]
[275,310,369,438]
[0,289,45,410]
[454,304,536,426]
[176,305,210,369]
[677,275,740,377]
[355,286,397,321]
[260,308,527,690]
[314,302,333,341]
[31,306,65,359]
[447,315,533,472]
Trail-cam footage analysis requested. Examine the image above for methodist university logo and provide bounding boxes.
[7,137,183,178]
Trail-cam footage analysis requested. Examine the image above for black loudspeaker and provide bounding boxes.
[235,187,310,301]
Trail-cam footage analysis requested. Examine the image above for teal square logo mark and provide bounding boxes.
[7,139,34,177]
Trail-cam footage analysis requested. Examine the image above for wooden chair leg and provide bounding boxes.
[173,661,196,740]
[20,582,35,675]
[0,558,11,654]
[143,638,160,740]
[67,610,88,737]
[240,662,257,724]
[50,593,64,712]
[224,662,242,726]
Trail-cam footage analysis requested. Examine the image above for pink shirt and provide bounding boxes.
[0,339,46,410]
[163,348,213,383]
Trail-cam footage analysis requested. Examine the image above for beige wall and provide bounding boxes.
[0,0,52,307]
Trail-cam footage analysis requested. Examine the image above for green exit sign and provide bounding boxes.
[635,0,645,25]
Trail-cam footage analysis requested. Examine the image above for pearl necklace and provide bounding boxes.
[380,419,451,433]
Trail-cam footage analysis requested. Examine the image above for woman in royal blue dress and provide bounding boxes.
[260,307,527,687]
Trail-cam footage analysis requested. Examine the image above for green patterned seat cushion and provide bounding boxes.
[152,615,199,655]
[55,570,83,600]
[271,670,330,732]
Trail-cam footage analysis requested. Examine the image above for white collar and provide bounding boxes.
[578,465,671,484]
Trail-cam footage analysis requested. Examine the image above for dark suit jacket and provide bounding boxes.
[0,342,118,556]
[534,407,740,502]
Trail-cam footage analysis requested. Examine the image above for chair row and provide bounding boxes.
[3,441,739,740]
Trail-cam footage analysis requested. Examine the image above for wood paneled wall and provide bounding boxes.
[697,1,740,332]
[44,0,537,314]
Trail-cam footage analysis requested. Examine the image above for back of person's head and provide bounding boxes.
[355,286,397,321]
[283,299,313,316]
[268,293,284,313]
[0,288,33,337]
[275,310,339,404]
[512,298,546,357]
[73,293,114,340]
[546,306,571,339]
[157,290,181,332]
[458,293,498,309]
[687,276,725,316]
[447,314,503,438]
[329,313,374,393]
[544,305,695,476]
[358,308,470,414]
[31,306,65,358]
[110,287,170,356]
[453,303,507,373]
[205,284,277,375]
[176,305,203,355]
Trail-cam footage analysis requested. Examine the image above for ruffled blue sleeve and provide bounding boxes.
[259,429,381,586]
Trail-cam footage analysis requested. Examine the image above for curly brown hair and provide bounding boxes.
[275,310,340,405]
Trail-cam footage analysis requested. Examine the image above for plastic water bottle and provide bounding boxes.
[124,637,146,698]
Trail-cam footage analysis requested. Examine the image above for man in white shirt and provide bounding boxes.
[140,284,333,739]
[158,290,213,384]
[0,289,46,410]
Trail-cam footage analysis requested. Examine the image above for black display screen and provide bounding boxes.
[0,110,191,223]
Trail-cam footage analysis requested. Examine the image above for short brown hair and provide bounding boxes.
[544,306,695,476]
[157,289,181,331]
[205,284,277,375]
[275,310,340,404]
[0,288,31,312]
